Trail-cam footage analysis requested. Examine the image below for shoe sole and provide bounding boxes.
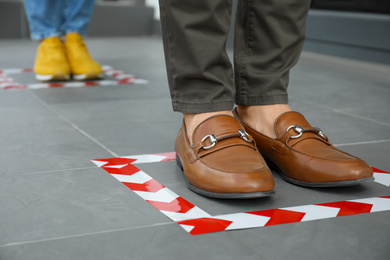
[73,73,103,80]
[36,74,70,81]
[176,154,275,199]
[266,160,374,188]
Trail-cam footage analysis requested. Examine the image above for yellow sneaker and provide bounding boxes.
[64,32,103,80]
[34,36,71,81]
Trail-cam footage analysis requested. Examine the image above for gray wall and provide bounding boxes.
[87,2,154,36]
[304,10,390,65]
[0,0,154,38]
[0,0,30,38]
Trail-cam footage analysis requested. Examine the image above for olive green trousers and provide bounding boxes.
[159,0,311,113]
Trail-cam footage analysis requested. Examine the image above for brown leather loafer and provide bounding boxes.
[175,115,275,198]
[234,110,374,187]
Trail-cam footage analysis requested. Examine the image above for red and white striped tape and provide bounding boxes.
[92,153,211,222]
[0,65,147,90]
[92,153,390,235]
[177,196,390,235]
[0,68,34,75]
[373,167,390,187]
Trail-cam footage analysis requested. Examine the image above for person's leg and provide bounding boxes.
[234,0,310,138]
[24,0,70,81]
[62,0,102,80]
[61,0,96,36]
[160,0,237,140]
[233,0,373,187]
[24,0,64,40]
[159,0,274,198]
[159,1,236,111]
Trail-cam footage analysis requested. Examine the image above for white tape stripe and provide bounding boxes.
[1,84,14,88]
[61,82,86,88]
[131,79,148,84]
[111,171,151,184]
[115,74,135,79]
[104,164,128,169]
[24,83,48,89]
[349,197,390,212]
[0,69,24,74]
[161,207,211,221]
[217,213,271,230]
[121,154,167,164]
[134,188,179,203]
[91,160,108,167]
[180,224,195,233]
[105,70,124,76]
[98,80,120,86]
[373,173,390,187]
[279,205,340,221]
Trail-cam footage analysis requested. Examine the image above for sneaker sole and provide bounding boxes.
[176,154,275,199]
[36,74,70,81]
[266,160,374,188]
[73,73,103,81]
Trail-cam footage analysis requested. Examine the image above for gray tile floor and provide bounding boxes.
[1,37,390,260]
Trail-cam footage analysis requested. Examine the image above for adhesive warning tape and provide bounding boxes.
[373,167,390,187]
[177,196,390,235]
[0,65,147,90]
[0,68,34,74]
[92,153,390,235]
[92,153,211,222]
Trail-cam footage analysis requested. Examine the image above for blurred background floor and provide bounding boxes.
[0,36,390,260]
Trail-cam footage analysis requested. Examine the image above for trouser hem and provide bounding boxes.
[172,101,235,113]
[31,32,62,41]
[235,94,288,106]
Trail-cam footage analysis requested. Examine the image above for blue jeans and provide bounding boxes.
[24,0,96,40]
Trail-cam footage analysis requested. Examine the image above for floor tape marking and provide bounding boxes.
[316,201,373,216]
[134,188,180,203]
[0,65,147,90]
[111,171,152,184]
[92,152,390,235]
[161,207,212,222]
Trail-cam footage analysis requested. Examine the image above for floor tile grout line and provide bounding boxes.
[0,222,174,248]
[298,99,390,128]
[334,139,390,147]
[333,109,390,128]
[15,166,98,175]
[27,90,119,157]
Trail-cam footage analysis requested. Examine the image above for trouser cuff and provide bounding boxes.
[172,100,235,113]
[236,94,288,106]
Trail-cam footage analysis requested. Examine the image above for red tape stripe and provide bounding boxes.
[372,167,390,174]
[124,179,165,193]
[317,201,373,217]
[249,209,306,226]
[177,218,233,235]
[148,197,196,214]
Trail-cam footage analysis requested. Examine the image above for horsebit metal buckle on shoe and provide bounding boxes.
[202,129,252,150]
[286,125,327,140]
